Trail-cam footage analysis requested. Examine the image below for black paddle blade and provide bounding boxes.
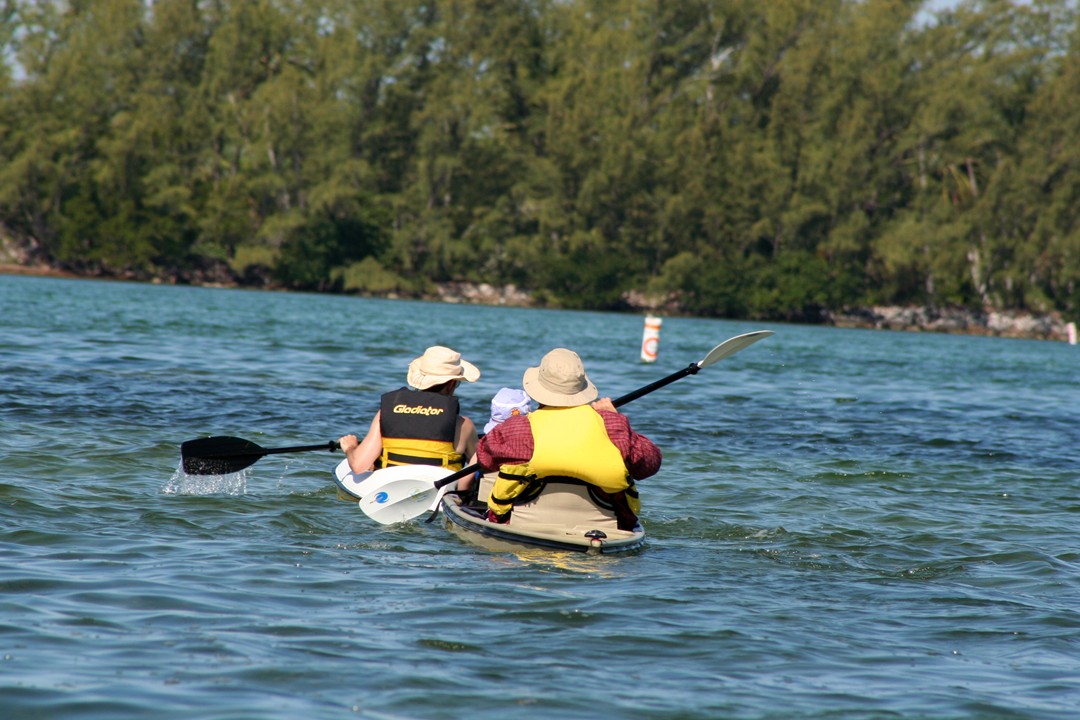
[181,436,264,475]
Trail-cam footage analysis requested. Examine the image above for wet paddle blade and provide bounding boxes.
[181,436,264,475]
[181,436,341,475]
[358,477,451,525]
[697,330,774,369]
[334,462,453,501]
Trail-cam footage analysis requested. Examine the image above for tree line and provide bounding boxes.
[1,0,1078,322]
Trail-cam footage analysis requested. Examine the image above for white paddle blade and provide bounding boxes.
[698,330,774,368]
[333,461,451,501]
[358,476,457,525]
[425,482,456,514]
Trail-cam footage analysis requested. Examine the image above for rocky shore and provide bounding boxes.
[825,305,1071,342]
[2,262,1074,342]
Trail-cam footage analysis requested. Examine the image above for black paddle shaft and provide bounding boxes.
[428,362,701,492]
[611,363,699,408]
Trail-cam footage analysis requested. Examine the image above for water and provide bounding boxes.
[2,274,1078,719]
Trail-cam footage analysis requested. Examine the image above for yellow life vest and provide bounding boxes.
[486,407,636,519]
[527,406,630,492]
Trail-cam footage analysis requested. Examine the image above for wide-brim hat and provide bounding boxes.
[407,346,480,390]
[522,348,597,407]
[484,387,533,434]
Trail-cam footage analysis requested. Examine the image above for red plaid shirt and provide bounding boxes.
[476,409,662,480]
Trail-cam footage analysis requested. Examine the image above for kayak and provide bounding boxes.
[332,461,644,554]
[441,477,645,555]
[332,458,363,500]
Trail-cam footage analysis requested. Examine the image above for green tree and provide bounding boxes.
[875,0,1059,308]
[978,3,1080,317]
[0,1,157,272]
[1,0,1077,322]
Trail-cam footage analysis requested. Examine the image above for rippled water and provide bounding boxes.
[2,274,1078,719]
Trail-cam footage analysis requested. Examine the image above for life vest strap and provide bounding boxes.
[385,452,445,467]
[492,474,619,509]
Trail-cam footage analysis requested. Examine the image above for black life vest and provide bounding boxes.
[377,388,463,469]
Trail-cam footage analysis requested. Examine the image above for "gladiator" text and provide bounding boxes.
[393,404,445,416]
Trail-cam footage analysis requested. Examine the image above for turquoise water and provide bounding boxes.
[2,274,1078,719]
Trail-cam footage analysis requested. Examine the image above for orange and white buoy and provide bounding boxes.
[640,315,662,363]
[1068,321,1077,346]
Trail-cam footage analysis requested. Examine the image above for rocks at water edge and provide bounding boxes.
[825,306,1068,341]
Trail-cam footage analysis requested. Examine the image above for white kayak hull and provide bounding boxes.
[332,459,453,502]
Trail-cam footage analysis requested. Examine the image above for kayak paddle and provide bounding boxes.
[357,329,775,525]
[180,435,341,475]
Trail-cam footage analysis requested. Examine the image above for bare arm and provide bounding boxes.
[456,415,478,463]
[338,411,383,474]
[453,416,479,491]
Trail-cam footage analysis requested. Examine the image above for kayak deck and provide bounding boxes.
[441,482,645,555]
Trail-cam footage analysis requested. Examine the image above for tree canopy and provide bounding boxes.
[1,0,1077,321]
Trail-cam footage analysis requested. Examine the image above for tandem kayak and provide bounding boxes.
[441,477,645,555]
[332,461,644,555]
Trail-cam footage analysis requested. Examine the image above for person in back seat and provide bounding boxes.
[475,348,661,529]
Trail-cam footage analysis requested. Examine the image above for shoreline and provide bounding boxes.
[2,263,1074,342]
[0,262,79,279]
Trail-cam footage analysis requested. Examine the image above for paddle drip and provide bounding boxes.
[163,464,250,495]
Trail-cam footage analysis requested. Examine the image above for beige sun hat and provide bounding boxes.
[406,346,480,390]
[522,348,598,407]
